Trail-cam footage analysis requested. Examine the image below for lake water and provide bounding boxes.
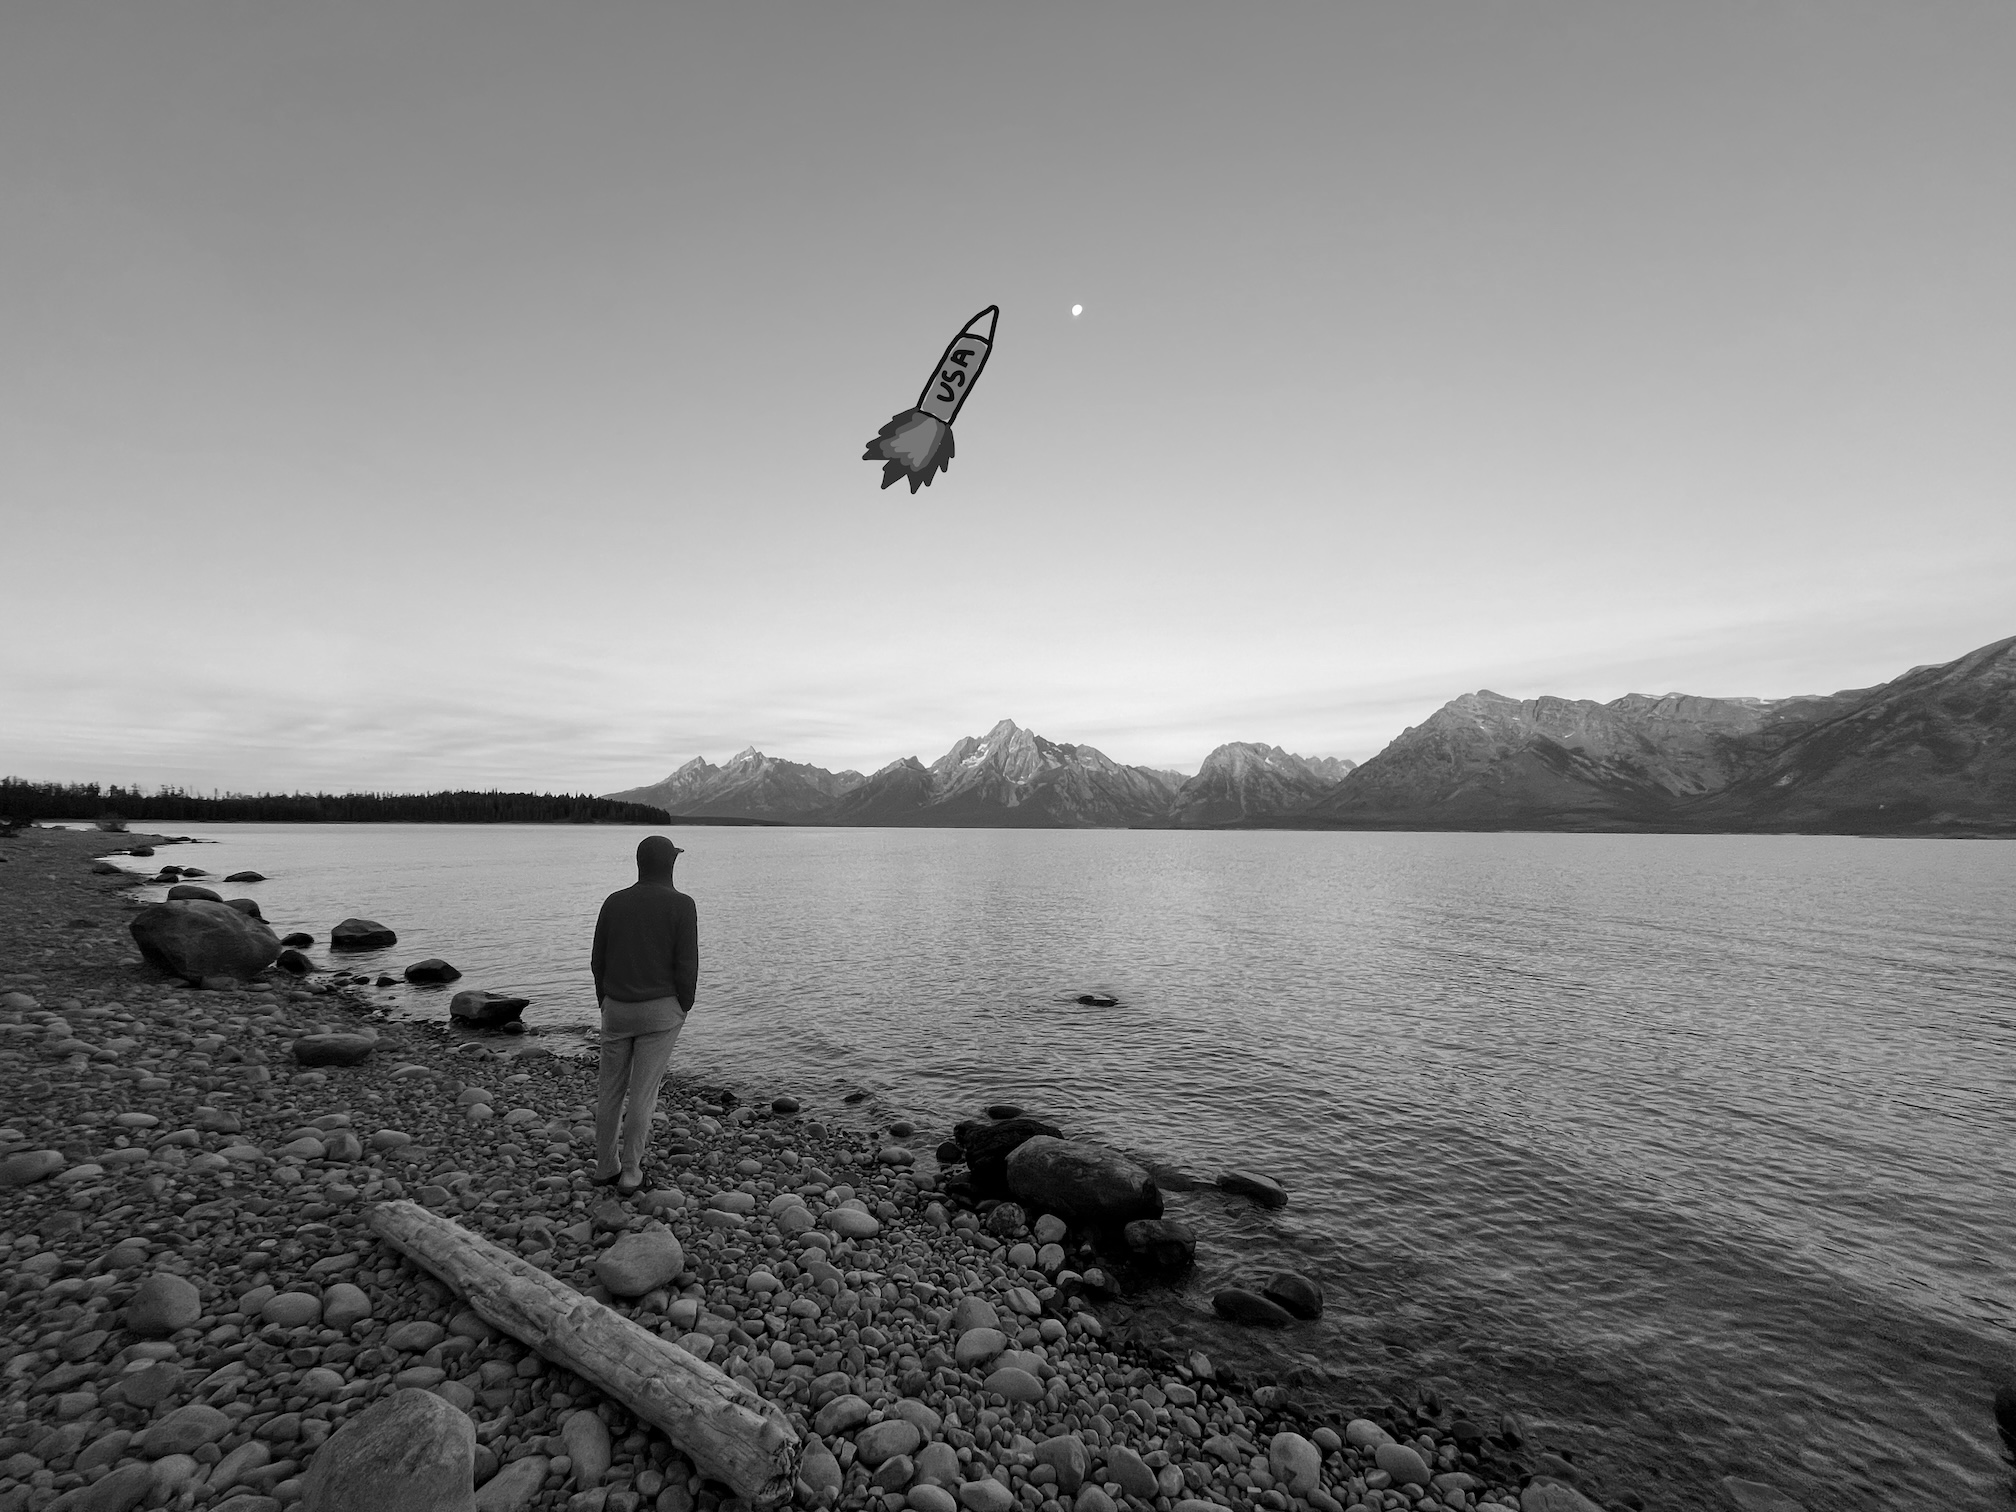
[112,823,2016,1510]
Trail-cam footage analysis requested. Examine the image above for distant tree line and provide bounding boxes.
[0,780,671,826]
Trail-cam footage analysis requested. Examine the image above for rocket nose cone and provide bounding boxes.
[963,305,999,342]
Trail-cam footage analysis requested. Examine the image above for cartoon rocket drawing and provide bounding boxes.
[863,305,998,493]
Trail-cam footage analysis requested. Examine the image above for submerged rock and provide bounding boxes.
[953,1115,1063,1192]
[1004,1136,1162,1225]
[1216,1170,1289,1208]
[329,917,397,951]
[1210,1288,1296,1327]
[450,990,530,1029]
[403,958,463,984]
[1262,1270,1323,1319]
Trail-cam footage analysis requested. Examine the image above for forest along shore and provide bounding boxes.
[2,827,1592,1512]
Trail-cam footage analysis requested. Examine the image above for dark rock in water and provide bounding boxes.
[403,958,463,985]
[178,867,207,878]
[449,990,529,1029]
[330,917,397,950]
[166,883,223,903]
[223,897,262,919]
[293,1033,377,1067]
[935,1140,965,1164]
[1122,1217,1196,1272]
[844,1090,869,1104]
[1995,1383,2016,1439]
[954,1115,1064,1193]
[985,1103,1024,1120]
[1075,994,1118,1007]
[281,931,314,948]
[223,870,265,882]
[1145,1163,1197,1193]
[889,1119,916,1138]
[499,1020,526,1035]
[1212,1289,1296,1327]
[1217,1170,1289,1208]
[771,1096,800,1115]
[1005,1136,1163,1225]
[1450,1418,1485,1449]
[275,948,314,976]
[128,846,154,857]
[376,974,398,986]
[1497,1411,1527,1447]
[130,899,282,985]
[1262,1271,1323,1319]
[66,917,99,928]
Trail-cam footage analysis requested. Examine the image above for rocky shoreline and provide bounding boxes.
[1,826,1701,1512]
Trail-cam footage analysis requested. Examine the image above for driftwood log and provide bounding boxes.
[366,1200,801,1507]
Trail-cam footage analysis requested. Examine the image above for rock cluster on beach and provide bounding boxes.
[0,827,1736,1512]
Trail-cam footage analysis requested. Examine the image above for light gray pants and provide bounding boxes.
[594,1001,686,1177]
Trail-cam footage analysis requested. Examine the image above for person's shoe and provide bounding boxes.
[590,1169,622,1187]
[616,1169,646,1197]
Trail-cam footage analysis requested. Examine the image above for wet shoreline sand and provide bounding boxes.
[2,826,1641,1512]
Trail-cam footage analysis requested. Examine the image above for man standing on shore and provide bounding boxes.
[589,835,698,1196]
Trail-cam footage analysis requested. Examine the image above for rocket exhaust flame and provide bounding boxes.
[863,305,997,493]
[866,411,953,493]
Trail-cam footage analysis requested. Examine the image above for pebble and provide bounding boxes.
[124,1272,201,1336]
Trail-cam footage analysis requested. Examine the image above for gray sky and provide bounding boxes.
[6,2,2012,792]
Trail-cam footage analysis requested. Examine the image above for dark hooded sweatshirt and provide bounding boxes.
[591,879,698,1016]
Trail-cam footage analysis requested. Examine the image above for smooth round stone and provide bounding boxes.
[367,1130,412,1151]
[385,1320,445,1351]
[953,1328,1007,1370]
[1005,1243,1037,1269]
[261,1292,323,1329]
[1373,1442,1432,1488]
[950,1297,999,1333]
[1268,1432,1322,1495]
[300,1368,346,1399]
[114,1112,160,1129]
[856,1418,923,1467]
[139,1404,232,1456]
[980,1365,1046,1403]
[957,1479,1015,1512]
[824,1208,880,1239]
[322,1283,371,1331]
[771,1097,800,1115]
[775,1206,816,1235]
[126,1273,202,1337]
[0,1150,66,1187]
[813,1394,872,1436]
[709,1191,757,1214]
[1344,1419,1393,1451]
[908,1487,958,1512]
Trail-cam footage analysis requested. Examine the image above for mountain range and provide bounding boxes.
[605,633,2016,835]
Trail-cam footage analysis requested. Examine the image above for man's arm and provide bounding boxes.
[590,897,609,1004]
[672,895,698,1013]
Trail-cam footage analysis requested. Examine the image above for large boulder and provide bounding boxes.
[300,1388,475,1512]
[130,900,281,984]
[1004,1136,1162,1226]
[329,918,397,951]
[952,1115,1063,1193]
[450,990,530,1029]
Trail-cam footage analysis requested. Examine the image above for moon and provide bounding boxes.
[1071,304,1083,317]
